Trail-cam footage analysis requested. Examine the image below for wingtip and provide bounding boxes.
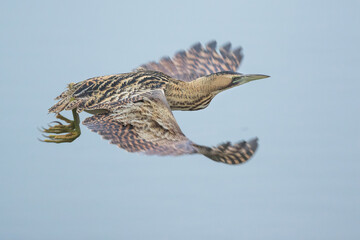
[221,42,232,51]
[175,50,186,57]
[247,137,258,153]
[233,47,243,58]
[206,40,217,50]
[190,42,202,52]
[160,56,172,63]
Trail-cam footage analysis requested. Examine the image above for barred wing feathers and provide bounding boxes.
[83,89,258,164]
[137,41,243,82]
[83,90,196,155]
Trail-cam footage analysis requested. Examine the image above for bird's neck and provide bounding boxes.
[189,76,226,94]
[165,78,218,111]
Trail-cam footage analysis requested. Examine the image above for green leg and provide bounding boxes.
[40,109,81,143]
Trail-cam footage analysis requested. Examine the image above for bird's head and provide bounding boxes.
[206,72,270,93]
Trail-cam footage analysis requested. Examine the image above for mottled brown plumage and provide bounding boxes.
[137,41,243,82]
[42,41,269,165]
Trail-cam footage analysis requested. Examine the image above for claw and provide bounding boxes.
[47,124,56,129]
[42,133,50,138]
[39,109,81,143]
[51,121,63,125]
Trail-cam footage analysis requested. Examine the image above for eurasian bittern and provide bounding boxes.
[41,41,269,165]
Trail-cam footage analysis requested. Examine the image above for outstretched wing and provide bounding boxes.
[136,41,243,82]
[83,89,259,164]
[83,90,196,155]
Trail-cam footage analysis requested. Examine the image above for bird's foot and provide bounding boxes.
[40,110,81,143]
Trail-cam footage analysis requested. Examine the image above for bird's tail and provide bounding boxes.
[193,138,258,165]
[48,98,69,114]
[48,83,81,114]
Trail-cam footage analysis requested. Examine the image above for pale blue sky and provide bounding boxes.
[1,0,359,239]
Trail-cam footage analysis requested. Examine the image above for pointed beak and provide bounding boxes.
[232,74,270,85]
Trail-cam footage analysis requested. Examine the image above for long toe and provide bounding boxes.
[56,113,73,123]
[41,124,74,134]
[41,130,80,143]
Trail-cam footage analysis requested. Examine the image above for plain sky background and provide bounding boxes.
[1,0,359,239]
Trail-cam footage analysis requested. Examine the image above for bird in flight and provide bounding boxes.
[41,41,269,165]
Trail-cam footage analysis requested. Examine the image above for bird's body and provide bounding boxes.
[42,41,269,165]
[49,70,241,114]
